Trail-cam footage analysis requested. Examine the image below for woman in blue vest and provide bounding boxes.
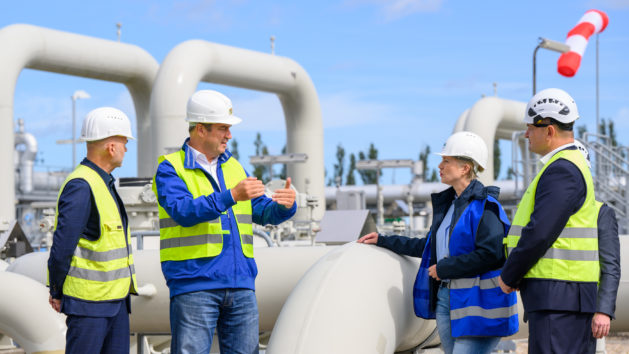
[358,131,518,354]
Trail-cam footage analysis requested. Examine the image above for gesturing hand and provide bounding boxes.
[231,177,265,202]
[272,177,296,208]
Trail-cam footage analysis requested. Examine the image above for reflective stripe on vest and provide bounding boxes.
[154,150,254,262]
[56,165,137,301]
[431,196,518,337]
[506,149,599,282]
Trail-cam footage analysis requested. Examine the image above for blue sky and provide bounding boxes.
[3,0,629,184]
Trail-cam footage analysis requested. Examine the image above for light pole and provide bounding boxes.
[71,90,90,167]
[532,37,570,95]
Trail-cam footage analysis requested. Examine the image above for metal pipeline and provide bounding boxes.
[14,119,37,194]
[325,180,518,205]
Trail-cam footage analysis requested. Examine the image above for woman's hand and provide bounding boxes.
[428,264,441,281]
[357,232,378,244]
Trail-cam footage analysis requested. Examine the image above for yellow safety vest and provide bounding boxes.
[154,150,254,262]
[506,149,599,282]
[56,165,137,301]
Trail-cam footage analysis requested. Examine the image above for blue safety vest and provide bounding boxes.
[413,196,518,337]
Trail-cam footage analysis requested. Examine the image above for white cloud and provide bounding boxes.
[230,91,402,132]
[588,0,629,10]
[343,0,444,21]
[145,0,243,30]
[231,94,285,132]
[382,0,444,20]
[321,93,396,127]
[13,95,72,138]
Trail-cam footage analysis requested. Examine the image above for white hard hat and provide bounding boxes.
[525,88,579,125]
[80,107,135,142]
[185,90,242,125]
[436,131,488,171]
[574,139,591,169]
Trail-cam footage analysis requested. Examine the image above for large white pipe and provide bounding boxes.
[0,271,65,354]
[0,24,159,224]
[32,171,68,192]
[453,96,527,185]
[267,243,437,354]
[5,238,629,351]
[325,180,519,205]
[150,40,325,220]
[6,247,333,334]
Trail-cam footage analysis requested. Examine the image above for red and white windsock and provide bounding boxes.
[557,9,609,77]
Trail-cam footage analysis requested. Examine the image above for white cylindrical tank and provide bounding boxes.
[5,247,334,334]
[267,242,437,354]
[0,271,65,354]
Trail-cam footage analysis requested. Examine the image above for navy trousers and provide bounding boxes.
[527,310,593,354]
[65,304,129,354]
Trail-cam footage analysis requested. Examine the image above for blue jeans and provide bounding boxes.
[170,289,259,354]
[436,286,501,354]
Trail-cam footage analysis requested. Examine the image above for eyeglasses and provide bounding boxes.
[529,114,552,128]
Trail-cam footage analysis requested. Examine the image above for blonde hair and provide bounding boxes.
[454,156,480,180]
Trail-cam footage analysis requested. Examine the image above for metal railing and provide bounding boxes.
[583,132,629,233]
[511,131,629,233]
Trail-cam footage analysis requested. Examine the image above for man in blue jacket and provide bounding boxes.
[153,89,296,354]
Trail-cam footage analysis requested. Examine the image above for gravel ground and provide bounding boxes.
[515,333,629,354]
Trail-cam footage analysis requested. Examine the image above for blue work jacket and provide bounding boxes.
[153,140,296,297]
[378,179,517,337]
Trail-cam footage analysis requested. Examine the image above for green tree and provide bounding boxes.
[429,169,438,182]
[506,166,515,180]
[279,145,287,180]
[333,144,345,187]
[230,138,239,160]
[253,132,269,182]
[599,118,618,147]
[346,153,356,185]
[577,125,587,139]
[494,139,501,180]
[357,143,379,184]
[418,145,431,182]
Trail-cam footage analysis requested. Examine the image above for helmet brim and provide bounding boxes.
[434,152,485,170]
[185,115,242,126]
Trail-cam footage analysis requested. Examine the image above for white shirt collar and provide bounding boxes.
[187,144,218,166]
[539,142,575,165]
[186,144,220,190]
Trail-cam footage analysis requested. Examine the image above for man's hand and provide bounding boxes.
[428,264,441,281]
[231,177,265,202]
[498,275,515,294]
[357,232,378,244]
[272,177,296,208]
[49,295,61,313]
[592,312,611,339]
